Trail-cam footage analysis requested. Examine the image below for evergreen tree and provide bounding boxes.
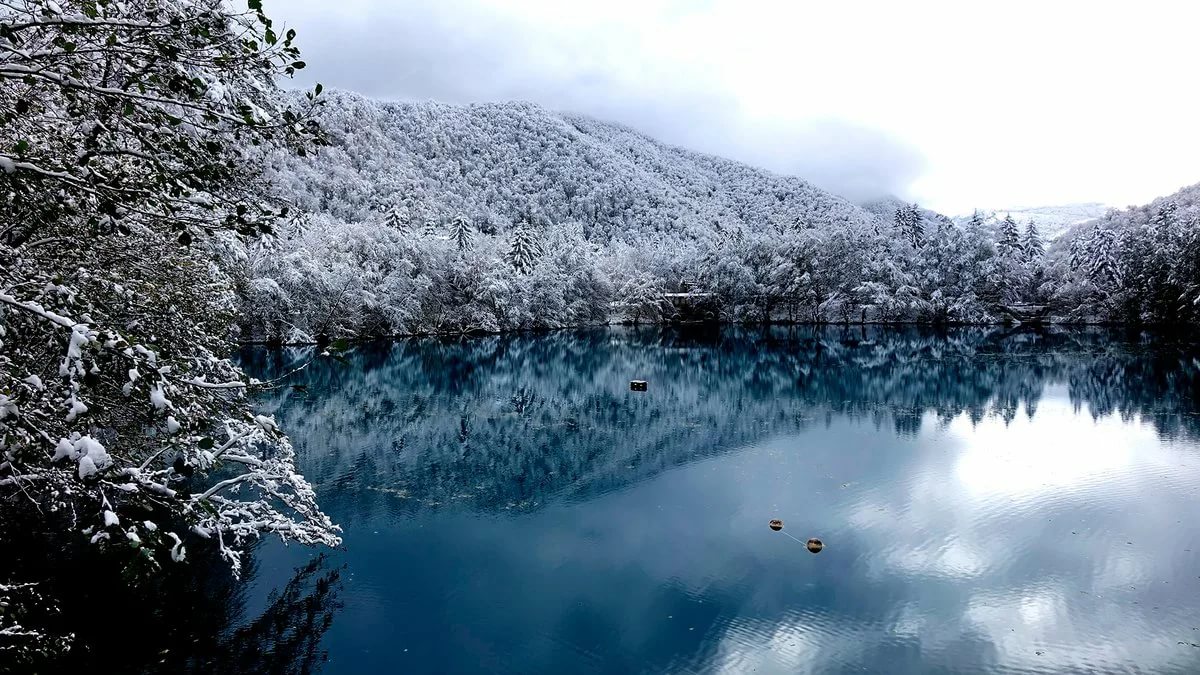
[998,215,1021,255]
[450,215,473,250]
[385,204,411,232]
[422,219,438,237]
[1153,201,1177,229]
[895,203,924,249]
[1084,227,1123,288]
[507,223,542,274]
[1022,219,1043,260]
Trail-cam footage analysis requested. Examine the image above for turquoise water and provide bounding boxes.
[239,327,1200,674]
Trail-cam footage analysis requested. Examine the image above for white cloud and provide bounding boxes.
[273,0,1200,213]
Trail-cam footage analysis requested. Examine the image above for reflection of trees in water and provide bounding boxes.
[241,326,1200,518]
[0,506,343,674]
[190,555,342,675]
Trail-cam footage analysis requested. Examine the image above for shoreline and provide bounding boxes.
[236,317,1198,347]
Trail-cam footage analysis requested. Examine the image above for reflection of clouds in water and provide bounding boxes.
[241,328,1200,673]
[709,615,832,675]
[886,537,988,580]
[840,399,1200,673]
[960,587,1191,672]
[352,410,1196,672]
[953,390,1161,500]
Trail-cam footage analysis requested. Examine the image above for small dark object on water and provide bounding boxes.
[630,380,648,392]
[291,384,308,392]
[769,519,784,531]
[806,538,824,553]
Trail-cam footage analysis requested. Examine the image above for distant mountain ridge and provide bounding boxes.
[954,203,1110,240]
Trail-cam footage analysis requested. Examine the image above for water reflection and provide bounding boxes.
[0,507,344,674]
[241,326,1200,674]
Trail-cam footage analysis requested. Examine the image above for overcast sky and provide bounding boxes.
[273,0,1200,214]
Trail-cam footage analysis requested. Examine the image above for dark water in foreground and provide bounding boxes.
[238,326,1200,674]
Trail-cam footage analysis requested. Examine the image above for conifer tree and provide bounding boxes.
[1022,219,1043,260]
[998,215,1021,255]
[385,204,411,232]
[450,215,473,250]
[507,223,542,273]
[895,203,924,249]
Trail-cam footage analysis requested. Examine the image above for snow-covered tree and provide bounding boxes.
[506,222,542,274]
[968,210,986,232]
[1022,219,1044,261]
[998,215,1021,255]
[384,204,411,232]
[0,2,341,650]
[895,203,924,249]
[1082,226,1123,289]
[450,214,473,250]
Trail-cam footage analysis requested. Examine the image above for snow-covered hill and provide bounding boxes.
[295,92,1122,248]
[1063,184,1200,237]
[265,90,879,238]
[235,91,1200,338]
[954,203,1110,241]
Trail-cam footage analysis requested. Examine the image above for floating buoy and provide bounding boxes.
[769,519,784,531]
[806,538,824,553]
[630,380,648,392]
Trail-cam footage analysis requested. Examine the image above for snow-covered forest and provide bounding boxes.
[228,91,1200,341]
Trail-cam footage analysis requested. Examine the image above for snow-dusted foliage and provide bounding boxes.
[0,2,341,652]
[236,92,1062,337]
[0,581,71,666]
[1052,183,1200,323]
[449,214,472,251]
[230,91,1200,337]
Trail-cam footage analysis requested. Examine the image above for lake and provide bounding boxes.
[236,326,1200,674]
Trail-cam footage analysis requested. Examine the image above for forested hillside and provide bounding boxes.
[1055,182,1200,323]
[231,92,1199,340]
[265,91,870,239]
[233,92,1011,339]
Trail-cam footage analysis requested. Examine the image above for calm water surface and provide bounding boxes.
[239,327,1200,674]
